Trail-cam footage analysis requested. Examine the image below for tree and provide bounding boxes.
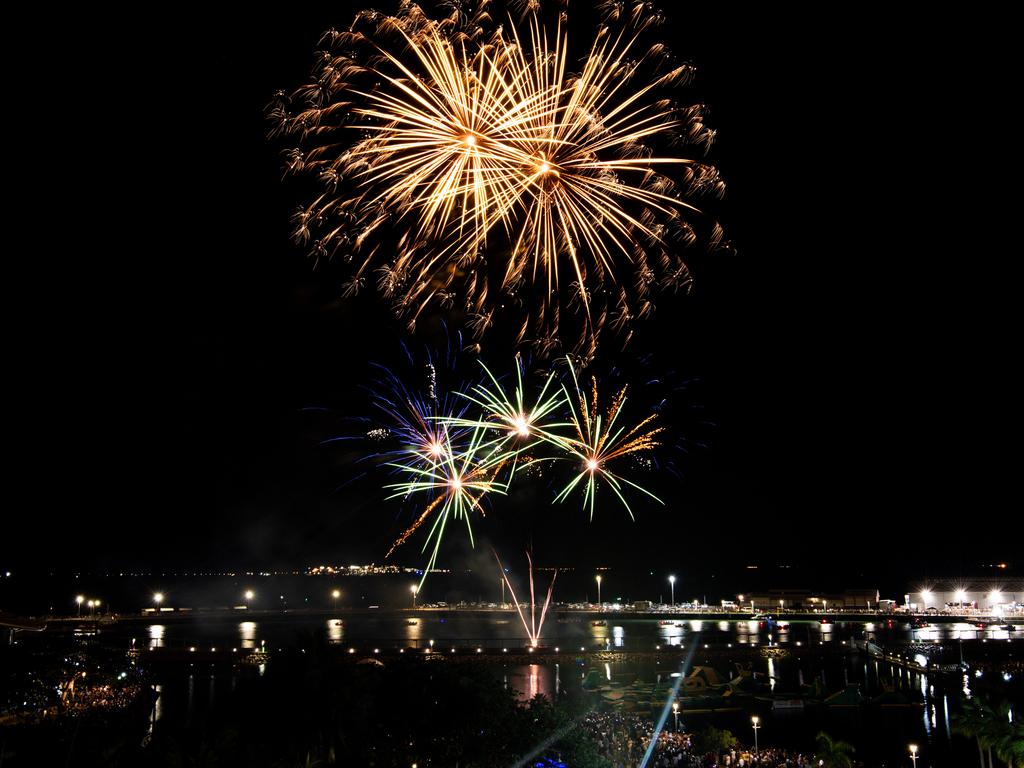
[693,726,737,754]
[954,696,997,768]
[990,700,1024,768]
[814,731,855,768]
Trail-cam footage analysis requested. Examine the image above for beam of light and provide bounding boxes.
[509,719,580,768]
[638,638,700,768]
[272,1,723,358]
[543,357,665,519]
[494,550,557,647]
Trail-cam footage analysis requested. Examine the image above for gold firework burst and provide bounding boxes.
[273,0,723,357]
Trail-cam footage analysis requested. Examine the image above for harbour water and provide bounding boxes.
[43,613,1021,767]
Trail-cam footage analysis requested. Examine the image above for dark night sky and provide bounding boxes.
[6,5,1021,581]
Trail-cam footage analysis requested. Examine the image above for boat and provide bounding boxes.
[871,689,924,708]
[824,685,864,709]
[592,620,607,626]
[772,698,805,711]
[405,619,418,625]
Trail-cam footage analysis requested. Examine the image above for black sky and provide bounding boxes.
[7,5,1021,580]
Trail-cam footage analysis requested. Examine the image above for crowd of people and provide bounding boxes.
[579,711,857,768]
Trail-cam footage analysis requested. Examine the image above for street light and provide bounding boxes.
[595,574,602,606]
[751,715,760,752]
[153,593,164,612]
[244,590,254,608]
[669,575,676,607]
[672,701,679,733]
[411,584,418,608]
[87,599,95,617]
[332,589,340,610]
[76,595,84,617]
[909,744,918,767]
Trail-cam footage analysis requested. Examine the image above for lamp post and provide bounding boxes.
[595,574,602,607]
[76,595,84,617]
[751,716,760,752]
[672,701,680,733]
[244,590,254,609]
[411,584,418,608]
[669,575,676,607]
[332,589,340,610]
[153,593,164,613]
[87,600,95,617]
[909,744,918,767]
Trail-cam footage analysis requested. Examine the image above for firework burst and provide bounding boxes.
[549,358,665,518]
[449,354,571,462]
[366,350,666,580]
[271,0,724,359]
[386,423,510,583]
[369,359,466,469]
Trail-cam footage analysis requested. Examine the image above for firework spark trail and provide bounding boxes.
[494,550,557,646]
[272,0,724,358]
[446,355,572,466]
[386,424,510,584]
[547,358,665,518]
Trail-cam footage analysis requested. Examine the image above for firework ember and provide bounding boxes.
[271,0,723,360]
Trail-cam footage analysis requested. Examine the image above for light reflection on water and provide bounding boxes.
[612,625,625,648]
[326,619,343,643]
[133,616,1021,656]
[142,637,986,768]
[143,683,163,746]
[505,663,554,702]
[405,618,422,645]
[239,621,257,649]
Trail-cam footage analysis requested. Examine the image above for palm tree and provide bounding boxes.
[814,731,855,768]
[991,701,1023,768]
[955,696,994,768]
